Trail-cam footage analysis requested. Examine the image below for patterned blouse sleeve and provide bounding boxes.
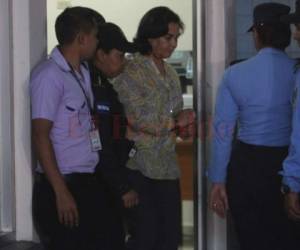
[114,71,174,136]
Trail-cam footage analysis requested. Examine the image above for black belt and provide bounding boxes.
[35,172,96,184]
[236,140,288,152]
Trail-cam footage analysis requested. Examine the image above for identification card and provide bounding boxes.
[128,147,137,158]
[89,129,102,151]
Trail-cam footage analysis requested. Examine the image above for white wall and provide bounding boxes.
[47,0,193,52]
[0,0,47,241]
[11,0,47,241]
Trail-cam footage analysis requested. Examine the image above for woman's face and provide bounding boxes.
[94,48,125,78]
[148,22,181,60]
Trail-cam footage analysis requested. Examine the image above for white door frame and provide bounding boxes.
[193,0,207,249]
[0,0,47,241]
[193,0,235,250]
[0,0,13,234]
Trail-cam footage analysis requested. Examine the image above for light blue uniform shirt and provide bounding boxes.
[208,48,296,183]
[282,71,300,192]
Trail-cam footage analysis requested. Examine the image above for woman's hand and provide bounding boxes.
[122,189,139,208]
[175,109,196,139]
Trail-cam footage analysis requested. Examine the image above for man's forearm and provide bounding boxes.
[33,132,67,194]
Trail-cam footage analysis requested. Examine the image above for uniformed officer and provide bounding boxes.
[208,3,299,250]
[279,0,300,233]
[88,22,138,250]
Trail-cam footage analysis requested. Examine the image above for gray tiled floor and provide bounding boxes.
[0,232,240,250]
[0,228,242,250]
[0,233,194,250]
[0,234,42,250]
[0,241,193,250]
[0,242,42,250]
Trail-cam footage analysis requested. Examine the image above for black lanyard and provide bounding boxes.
[68,63,94,114]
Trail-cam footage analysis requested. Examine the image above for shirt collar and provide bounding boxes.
[49,46,89,73]
[135,53,168,79]
[258,47,286,56]
[50,46,71,72]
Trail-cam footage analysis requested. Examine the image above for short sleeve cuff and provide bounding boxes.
[207,168,227,184]
[282,176,300,193]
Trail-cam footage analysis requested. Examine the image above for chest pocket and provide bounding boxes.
[64,100,89,137]
[65,101,86,111]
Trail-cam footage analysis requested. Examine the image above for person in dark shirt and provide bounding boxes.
[88,22,138,250]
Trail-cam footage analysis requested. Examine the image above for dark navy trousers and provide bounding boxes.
[227,141,300,250]
[125,170,182,250]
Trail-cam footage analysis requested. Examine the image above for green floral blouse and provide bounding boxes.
[113,53,183,180]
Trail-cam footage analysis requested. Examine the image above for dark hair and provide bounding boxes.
[87,9,105,27]
[55,7,103,46]
[134,6,184,54]
[254,22,291,50]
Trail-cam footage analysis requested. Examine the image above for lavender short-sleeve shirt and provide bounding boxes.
[30,47,99,174]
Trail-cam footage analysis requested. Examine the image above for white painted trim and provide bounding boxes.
[206,0,228,245]
[193,0,206,249]
[205,1,235,250]
[0,0,13,233]
[11,0,47,241]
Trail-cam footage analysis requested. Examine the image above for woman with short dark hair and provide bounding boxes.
[134,6,184,55]
[114,6,194,250]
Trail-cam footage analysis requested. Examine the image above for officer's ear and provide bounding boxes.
[253,28,258,38]
[77,31,89,47]
[252,28,262,50]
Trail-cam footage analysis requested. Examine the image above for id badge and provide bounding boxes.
[89,129,102,151]
[128,147,137,158]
